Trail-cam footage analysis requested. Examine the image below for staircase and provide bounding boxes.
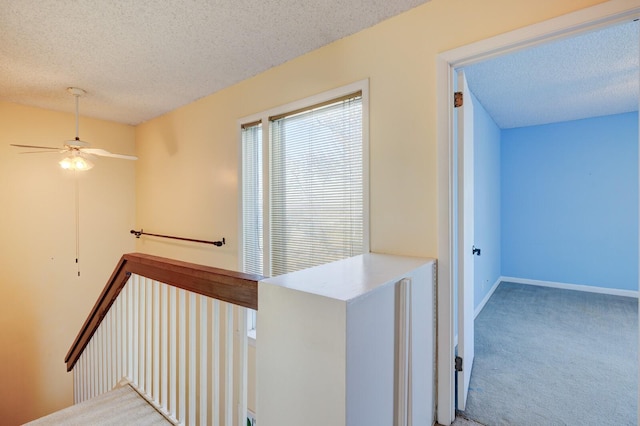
[63,253,261,426]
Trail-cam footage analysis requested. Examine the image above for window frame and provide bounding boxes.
[237,79,370,337]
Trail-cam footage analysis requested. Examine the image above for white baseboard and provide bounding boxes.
[474,277,502,318]
[500,276,639,298]
[472,276,638,320]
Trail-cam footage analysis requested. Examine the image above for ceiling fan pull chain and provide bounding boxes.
[75,171,80,277]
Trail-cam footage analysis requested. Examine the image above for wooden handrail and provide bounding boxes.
[64,252,263,372]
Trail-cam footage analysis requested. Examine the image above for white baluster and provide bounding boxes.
[153,280,160,402]
[200,295,209,425]
[80,349,86,402]
[213,299,220,426]
[110,299,117,388]
[115,291,122,384]
[88,339,94,399]
[104,318,109,391]
[161,282,169,409]
[84,348,89,401]
[237,306,248,426]
[188,292,196,425]
[178,289,187,422]
[96,324,103,395]
[169,285,177,417]
[75,355,81,403]
[126,280,133,382]
[85,339,90,399]
[131,276,139,385]
[73,362,78,403]
[102,323,107,393]
[104,317,109,392]
[125,280,132,382]
[225,303,233,426]
[138,275,146,389]
[145,278,153,396]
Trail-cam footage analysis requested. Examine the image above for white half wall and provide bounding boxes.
[257,254,435,426]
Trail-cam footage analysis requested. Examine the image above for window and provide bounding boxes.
[241,121,263,277]
[240,81,369,335]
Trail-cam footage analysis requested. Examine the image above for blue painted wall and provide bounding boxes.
[473,94,502,309]
[501,112,639,291]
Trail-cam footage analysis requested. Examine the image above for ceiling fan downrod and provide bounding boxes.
[67,87,86,141]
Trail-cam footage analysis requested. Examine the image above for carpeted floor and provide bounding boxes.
[25,383,173,425]
[461,282,638,426]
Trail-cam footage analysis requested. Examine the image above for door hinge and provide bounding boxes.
[454,91,463,108]
[455,356,463,372]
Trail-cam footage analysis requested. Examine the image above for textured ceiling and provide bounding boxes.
[2,3,637,129]
[0,0,428,125]
[464,20,639,129]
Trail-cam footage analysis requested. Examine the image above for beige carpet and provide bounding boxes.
[24,384,173,425]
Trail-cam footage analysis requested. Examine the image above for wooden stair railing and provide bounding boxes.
[65,252,262,372]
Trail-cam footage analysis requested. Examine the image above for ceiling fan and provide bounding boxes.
[11,87,137,170]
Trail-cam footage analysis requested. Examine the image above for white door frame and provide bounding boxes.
[436,2,640,424]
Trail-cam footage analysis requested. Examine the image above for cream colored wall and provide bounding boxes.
[135,0,604,414]
[0,1,610,423]
[135,0,606,261]
[0,101,136,425]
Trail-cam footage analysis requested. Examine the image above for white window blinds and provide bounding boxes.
[270,93,363,276]
[241,122,263,276]
[241,90,365,279]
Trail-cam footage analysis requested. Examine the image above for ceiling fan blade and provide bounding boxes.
[81,148,138,160]
[18,150,65,154]
[10,143,61,150]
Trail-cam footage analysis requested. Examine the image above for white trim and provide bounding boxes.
[237,122,245,274]
[500,276,639,299]
[395,278,411,426]
[436,52,456,426]
[237,79,369,126]
[262,120,271,275]
[471,276,639,321]
[361,81,371,254]
[436,2,640,424]
[439,1,640,69]
[474,277,502,319]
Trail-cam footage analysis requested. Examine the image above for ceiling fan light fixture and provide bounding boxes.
[60,153,94,171]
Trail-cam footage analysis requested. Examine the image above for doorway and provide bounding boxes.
[436,2,640,425]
